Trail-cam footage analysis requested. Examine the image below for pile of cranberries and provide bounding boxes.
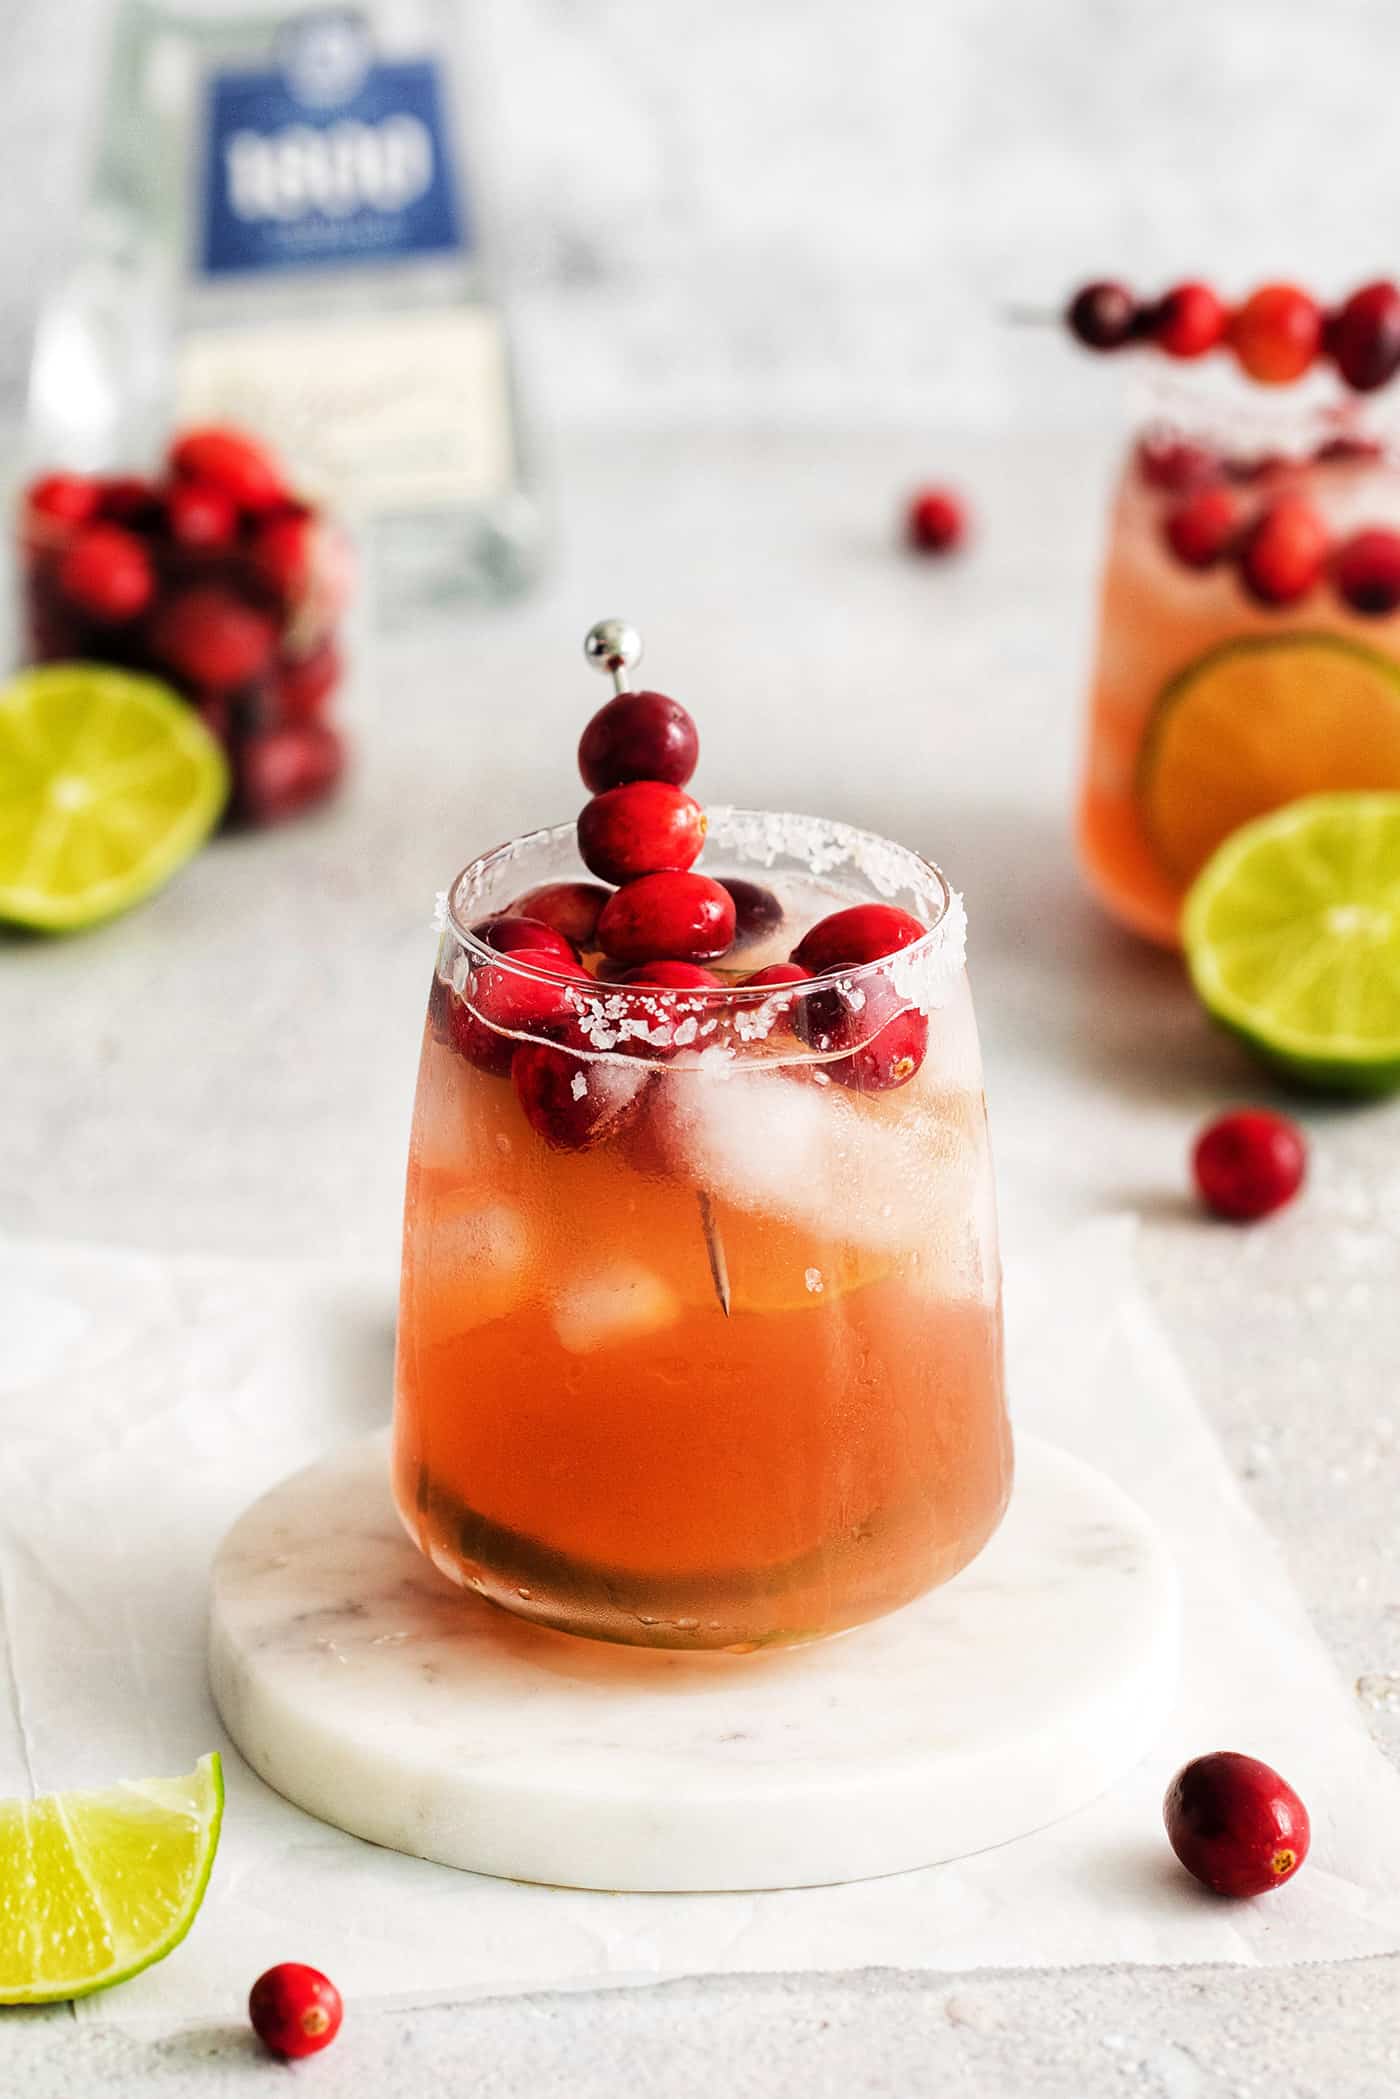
[21,426,348,826]
[436,673,933,1149]
[1136,434,1400,615]
[1068,277,1400,394]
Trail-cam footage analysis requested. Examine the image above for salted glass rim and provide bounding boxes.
[444,807,958,1004]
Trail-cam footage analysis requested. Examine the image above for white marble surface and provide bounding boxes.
[209,1432,1178,1891]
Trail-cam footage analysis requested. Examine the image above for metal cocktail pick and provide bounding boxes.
[582,619,732,1318]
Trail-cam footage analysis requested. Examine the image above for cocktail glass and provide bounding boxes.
[392,810,1011,1651]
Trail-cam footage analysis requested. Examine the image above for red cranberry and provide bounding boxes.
[1136,437,1222,493]
[721,878,785,947]
[1229,285,1323,385]
[251,511,312,603]
[513,1042,649,1150]
[1333,527,1400,615]
[275,641,341,724]
[170,426,287,514]
[166,479,238,550]
[1149,281,1228,360]
[597,872,736,965]
[235,721,345,825]
[1314,433,1384,466]
[472,914,578,966]
[97,476,163,530]
[1163,486,1243,570]
[509,881,612,948]
[249,1962,343,2059]
[25,472,99,528]
[1192,1109,1306,1221]
[578,689,700,794]
[618,961,723,989]
[795,973,928,1092]
[742,961,811,989]
[449,954,589,1075]
[578,781,706,885]
[792,902,927,974]
[1239,497,1329,606]
[1328,280,1400,393]
[56,523,154,621]
[905,486,967,555]
[150,585,278,690]
[1164,1752,1310,1897]
[1223,451,1291,486]
[830,1004,929,1093]
[1066,280,1138,350]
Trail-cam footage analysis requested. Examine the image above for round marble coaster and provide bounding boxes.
[209,1432,1179,1893]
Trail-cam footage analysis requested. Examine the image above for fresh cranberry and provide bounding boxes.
[248,1962,343,2059]
[251,511,312,603]
[1163,1752,1310,1898]
[1136,437,1222,493]
[170,426,287,514]
[1239,497,1329,606]
[1192,1109,1306,1221]
[509,880,612,948]
[513,1042,649,1150]
[578,689,700,794]
[1314,433,1384,466]
[721,878,785,947]
[56,523,154,621]
[618,961,723,989]
[1328,280,1400,392]
[794,973,928,1092]
[792,902,927,975]
[1333,527,1400,614]
[1066,280,1138,350]
[830,1004,929,1092]
[742,961,811,989]
[597,871,736,964]
[235,721,345,825]
[578,781,706,885]
[1228,284,1323,384]
[97,476,163,530]
[1163,486,1243,570]
[166,479,238,549]
[905,486,967,555]
[472,914,578,966]
[1149,281,1228,360]
[25,472,99,528]
[449,954,589,1075]
[275,641,341,724]
[150,585,278,690]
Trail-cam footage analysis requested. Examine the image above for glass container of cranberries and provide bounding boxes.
[1076,362,1400,946]
[18,425,352,828]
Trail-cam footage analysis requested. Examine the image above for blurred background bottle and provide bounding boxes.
[26,0,542,620]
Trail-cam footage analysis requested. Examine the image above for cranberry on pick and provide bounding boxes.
[1334,527,1400,615]
[1149,281,1228,361]
[1067,280,1138,350]
[1328,280,1400,393]
[792,902,927,975]
[721,877,785,947]
[597,871,736,965]
[578,781,706,885]
[170,426,287,514]
[513,1042,649,1151]
[578,689,700,794]
[1238,496,1328,606]
[1229,284,1323,385]
[249,1962,343,2059]
[905,486,967,556]
[235,721,345,826]
[166,478,239,550]
[1192,1109,1306,1222]
[510,880,612,949]
[150,584,278,690]
[1164,1752,1310,1897]
[1164,486,1243,570]
[57,523,154,622]
[25,472,99,528]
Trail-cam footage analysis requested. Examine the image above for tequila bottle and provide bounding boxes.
[27,1,542,617]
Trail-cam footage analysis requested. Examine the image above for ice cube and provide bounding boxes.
[433,1199,529,1281]
[553,1263,681,1354]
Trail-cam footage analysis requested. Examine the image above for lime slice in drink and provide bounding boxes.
[1138,634,1400,886]
[0,1752,224,2003]
[1183,792,1400,1092]
[0,664,228,931]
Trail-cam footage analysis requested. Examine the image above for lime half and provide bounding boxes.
[0,664,227,931]
[1184,792,1400,1092]
[0,1752,223,2003]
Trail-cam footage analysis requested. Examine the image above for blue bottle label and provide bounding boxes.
[199,10,467,277]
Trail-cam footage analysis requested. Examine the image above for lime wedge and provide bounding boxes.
[0,664,228,931]
[0,1752,223,2003]
[1183,792,1400,1092]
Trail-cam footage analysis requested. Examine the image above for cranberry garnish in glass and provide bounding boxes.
[391,625,1012,1651]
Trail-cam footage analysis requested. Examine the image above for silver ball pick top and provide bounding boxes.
[583,618,643,696]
